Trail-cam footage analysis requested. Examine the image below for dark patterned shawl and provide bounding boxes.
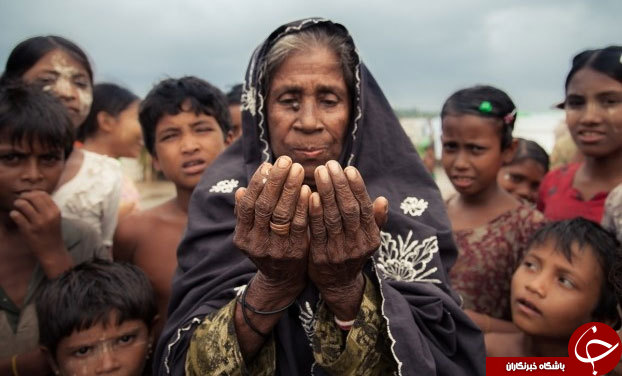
[153,18,485,376]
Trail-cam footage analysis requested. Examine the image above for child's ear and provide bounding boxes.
[152,155,161,172]
[40,346,60,375]
[96,111,116,133]
[225,131,234,146]
[502,138,519,165]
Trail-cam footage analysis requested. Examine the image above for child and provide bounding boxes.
[36,259,157,376]
[113,76,232,335]
[486,218,621,357]
[497,138,549,204]
[226,83,243,141]
[80,83,143,217]
[538,46,622,223]
[3,36,123,248]
[0,82,106,375]
[441,85,547,332]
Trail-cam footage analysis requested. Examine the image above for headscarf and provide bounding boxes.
[154,18,485,376]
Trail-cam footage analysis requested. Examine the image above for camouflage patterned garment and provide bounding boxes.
[185,275,396,375]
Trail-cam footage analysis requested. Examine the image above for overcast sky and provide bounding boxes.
[1,0,621,113]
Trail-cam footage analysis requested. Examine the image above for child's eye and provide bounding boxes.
[508,174,524,183]
[40,154,62,164]
[601,96,622,107]
[0,153,21,164]
[523,260,537,271]
[442,142,457,152]
[117,334,136,345]
[565,96,584,108]
[35,76,56,86]
[558,276,575,289]
[73,346,93,357]
[73,78,89,89]
[159,133,176,142]
[195,126,213,133]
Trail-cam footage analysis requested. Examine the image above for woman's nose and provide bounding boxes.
[294,101,322,132]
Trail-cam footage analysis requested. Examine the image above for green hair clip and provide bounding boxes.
[478,101,493,113]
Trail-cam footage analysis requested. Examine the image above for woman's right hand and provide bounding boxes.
[233,156,311,297]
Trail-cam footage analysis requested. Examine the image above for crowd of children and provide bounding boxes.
[0,30,620,375]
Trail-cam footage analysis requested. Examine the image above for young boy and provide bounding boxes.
[36,259,157,376]
[113,76,232,335]
[226,83,243,141]
[486,218,621,357]
[0,82,106,375]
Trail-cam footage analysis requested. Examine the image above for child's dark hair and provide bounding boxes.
[509,138,549,173]
[563,46,622,91]
[1,36,93,83]
[441,85,516,149]
[139,76,231,156]
[0,80,74,157]
[36,259,157,357]
[226,83,243,105]
[527,218,621,327]
[78,83,139,141]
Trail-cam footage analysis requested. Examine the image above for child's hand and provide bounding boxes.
[10,191,70,276]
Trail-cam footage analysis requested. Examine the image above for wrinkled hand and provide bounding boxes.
[10,190,65,257]
[234,156,311,297]
[308,160,388,319]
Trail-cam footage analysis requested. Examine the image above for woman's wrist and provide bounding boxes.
[320,273,365,321]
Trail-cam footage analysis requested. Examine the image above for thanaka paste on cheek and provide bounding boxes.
[44,52,93,124]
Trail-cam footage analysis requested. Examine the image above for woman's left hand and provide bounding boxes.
[308,160,388,320]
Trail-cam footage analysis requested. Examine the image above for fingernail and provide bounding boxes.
[327,160,341,174]
[312,193,320,207]
[345,167,357,181]
[261,163,271,176]
[277,156,291,168]
[318,166,329,182]
[291,163,302,176]
[301,184,310,196]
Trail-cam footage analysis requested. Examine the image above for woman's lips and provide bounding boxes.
[292,148,325,159]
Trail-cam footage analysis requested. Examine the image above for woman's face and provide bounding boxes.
[22,49,93,128]
[565,68,622,158]
[266,46,351,186]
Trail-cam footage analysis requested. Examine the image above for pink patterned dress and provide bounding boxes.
[449,203,547,319]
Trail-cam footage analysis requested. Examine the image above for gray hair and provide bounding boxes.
[263,24,357,97]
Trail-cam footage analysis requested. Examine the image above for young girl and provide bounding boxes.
[80,83,143,216]
[497,138,549,204]
[538,46,622,223]
[2,36,122,248]
[441,85,547,332]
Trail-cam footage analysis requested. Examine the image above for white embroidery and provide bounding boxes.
[233,284,247,297]
[241,86,256,116]
[209,179,239,193]
[298,301,318,343]
[376,231,441,284]
[164,317,202,375]
[400,196,429,217]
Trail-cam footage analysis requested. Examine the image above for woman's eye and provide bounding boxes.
[601,97,622,107]
[36,76,56,86]
[74,79,89,89]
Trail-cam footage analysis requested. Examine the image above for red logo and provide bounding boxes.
[568,322,622,375]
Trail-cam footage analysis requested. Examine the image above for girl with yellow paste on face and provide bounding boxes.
[2,36,122,249]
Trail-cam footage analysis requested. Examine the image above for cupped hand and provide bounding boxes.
[308,160,388,319]
[233,156,311,296]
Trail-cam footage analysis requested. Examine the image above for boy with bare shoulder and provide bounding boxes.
[113,77,232,335]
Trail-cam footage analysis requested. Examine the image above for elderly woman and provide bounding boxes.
[154,19,484,375]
